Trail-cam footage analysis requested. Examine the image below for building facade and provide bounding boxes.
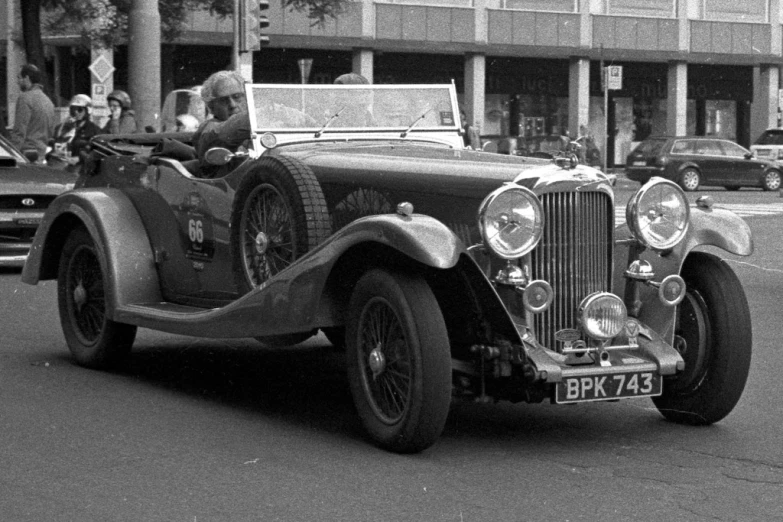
[3,0,783,166]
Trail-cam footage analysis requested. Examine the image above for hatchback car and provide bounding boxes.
[625,136,781,191]
[0,134,76,266]
[750,127,783,163]
[24,83,754,453]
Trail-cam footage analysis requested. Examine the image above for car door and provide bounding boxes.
[716,140,761,187]
[691,139,724,185]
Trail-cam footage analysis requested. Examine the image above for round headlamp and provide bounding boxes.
[478,185,544,259]
[579,292,627,340]
[626,178,689,251]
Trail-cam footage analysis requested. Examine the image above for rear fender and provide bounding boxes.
[21,189,161,316]
[613,205,752,343]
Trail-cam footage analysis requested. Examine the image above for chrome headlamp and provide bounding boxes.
[478,185,544,259]
[626,178,689,251]
[579,292,627,340]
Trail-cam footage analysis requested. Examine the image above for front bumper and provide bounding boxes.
[625,166,664,183]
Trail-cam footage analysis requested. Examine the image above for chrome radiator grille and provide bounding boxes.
[530,191,613,350]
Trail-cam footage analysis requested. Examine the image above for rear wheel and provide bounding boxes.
[346,269,452,453]
[58,228,137,369]
[762,169,781,191]
[653,252,751,425]
[678,168,700,191]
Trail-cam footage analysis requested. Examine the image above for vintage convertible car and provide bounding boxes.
[22,83,753,453]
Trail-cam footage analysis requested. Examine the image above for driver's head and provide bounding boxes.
[334,73,369,85]
[201,70,247,121]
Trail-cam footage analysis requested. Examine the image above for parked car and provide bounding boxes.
[625,135,782,191]
[0,134,76,267]
[750,127,783,163]
[23,83,753,453]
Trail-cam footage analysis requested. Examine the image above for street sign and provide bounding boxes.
[606,65,623,90]
[89,55,115,84]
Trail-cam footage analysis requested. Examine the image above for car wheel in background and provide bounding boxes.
[231,155,331,294]
[57,228,137,369]
[653,252,752,425]
[762,169,782,191]
[678,168,700,191]
[346,269,451,453]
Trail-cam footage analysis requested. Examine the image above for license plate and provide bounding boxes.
[555,371,662,404]
[15,218,41,226]
[633,160,647,166]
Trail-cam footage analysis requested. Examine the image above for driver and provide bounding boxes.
[192,70,251,177]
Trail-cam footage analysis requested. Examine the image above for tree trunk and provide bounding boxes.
[18,0,51,95]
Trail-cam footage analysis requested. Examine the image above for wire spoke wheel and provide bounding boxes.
[241,183,296,287]
[358,297,413,424]
[57,229,136,369]
[346,269,451,453]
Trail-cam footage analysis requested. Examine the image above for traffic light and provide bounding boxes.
[239,0,270,52]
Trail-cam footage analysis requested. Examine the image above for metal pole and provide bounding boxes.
[232,0,240,71]
[601,46,608,175]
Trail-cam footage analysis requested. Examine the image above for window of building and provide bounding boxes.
[607,0,675,18]
[498,0,576,12]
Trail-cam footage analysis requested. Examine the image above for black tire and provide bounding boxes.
[678,168,700,191]
[57,228,137,369]
[762,169,781,191]
[653,252,752,425]
[231,155,331,295]
[346,269,452,453]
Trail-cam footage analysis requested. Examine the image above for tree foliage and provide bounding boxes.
[18,0,347,91]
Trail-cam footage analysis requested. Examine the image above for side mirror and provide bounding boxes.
[204,147,234,166]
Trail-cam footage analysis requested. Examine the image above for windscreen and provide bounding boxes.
[248,84,459,132]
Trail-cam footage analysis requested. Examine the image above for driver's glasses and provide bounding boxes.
[69,106,86,116]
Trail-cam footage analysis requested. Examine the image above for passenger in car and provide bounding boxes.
[192,70,251,178]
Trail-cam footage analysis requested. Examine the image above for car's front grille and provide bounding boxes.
[0,195,55,210]
[530,191,613,350]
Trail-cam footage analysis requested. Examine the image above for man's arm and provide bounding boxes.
[9,96,31,148]
[196,111,251,158]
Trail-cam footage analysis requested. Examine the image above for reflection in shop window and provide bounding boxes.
[706,100,736,141]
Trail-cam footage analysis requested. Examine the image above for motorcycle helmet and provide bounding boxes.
[107,90,132,110]
[69,94,93,114]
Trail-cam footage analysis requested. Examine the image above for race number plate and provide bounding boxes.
[555,371,662,404]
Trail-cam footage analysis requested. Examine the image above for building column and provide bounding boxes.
[464,53,485,135]
[568,57,590,138]
[666,61,687,136]
[352,49,374,83]
[751,65,779,141]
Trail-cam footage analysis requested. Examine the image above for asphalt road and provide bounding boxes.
[2,186,783,521]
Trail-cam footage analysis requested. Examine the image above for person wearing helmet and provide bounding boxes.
[102,89,138,134]
[47,94,102,170]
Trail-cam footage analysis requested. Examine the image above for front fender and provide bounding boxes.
[613,204,752,343]
[21,189,161,315]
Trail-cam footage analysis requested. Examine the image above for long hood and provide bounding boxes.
[0,165,77,196]
[274,141,577,197]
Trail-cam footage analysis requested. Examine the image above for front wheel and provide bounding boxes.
[678,168,700,191]
[57,228,137,369]
[653,252,751,425]
[346,269,452,453]
[762,169,781,191]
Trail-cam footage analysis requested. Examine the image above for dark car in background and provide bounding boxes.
[625,136,782,191]
[0,134,76,267]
